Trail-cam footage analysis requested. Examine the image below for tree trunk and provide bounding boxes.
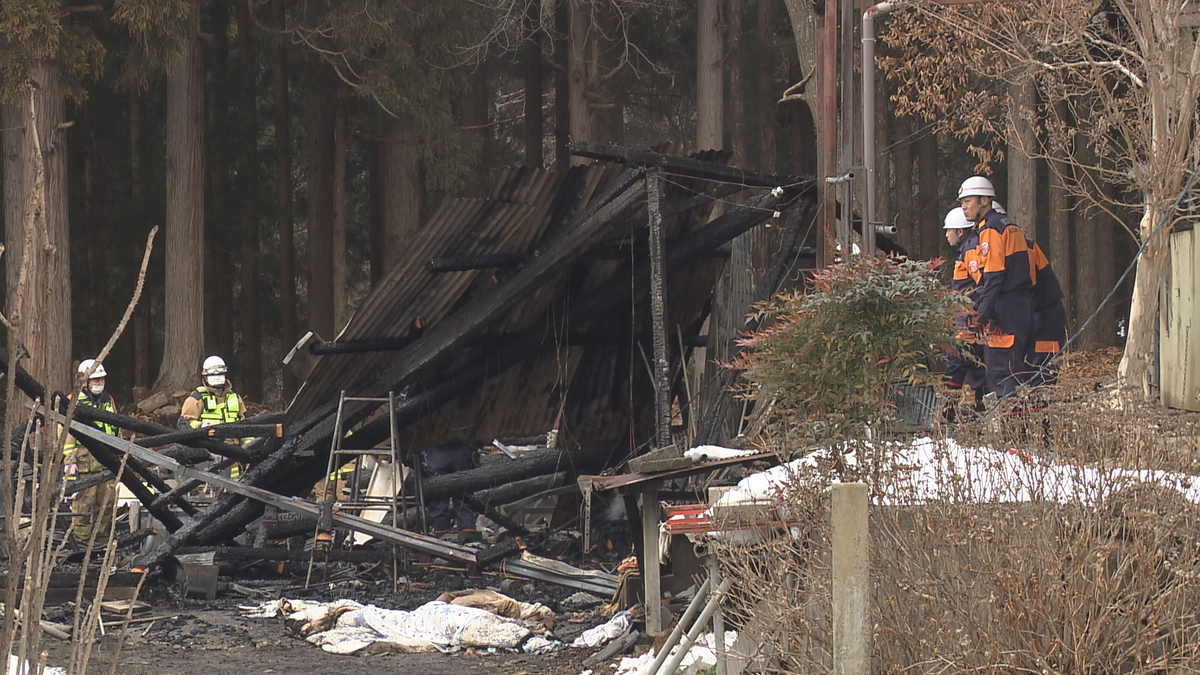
[157,35,206,393]
[1074,136,1117,351]
[368,143,383,287]
[83,136,108,352]
[554,0,570,170]
[697,0,724,153]
[379,122,423,273]
[462,62,491,196]
[206,0,235,362]
[523,2,544,169]
[1118,204,1167,397]
[892,113,914,254]
[729,0,746,167]
[273,0,297,399]
[916,131,938,259]
[305,53,336,340]
[1048,155,1071,324]
[756,0,777,174]
[332,80,348,332]
[130,86,152,390]
[236,0,262,401]
[1007,79,1037,241]
[36,61,72,395]
[568,0,624,160]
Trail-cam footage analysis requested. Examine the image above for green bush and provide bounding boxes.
[729,255,969,451]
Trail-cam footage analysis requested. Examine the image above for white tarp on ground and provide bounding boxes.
[7,655,65,675]
[244,595,551,654]
[712,436,1200,509]
[610,631,739,675]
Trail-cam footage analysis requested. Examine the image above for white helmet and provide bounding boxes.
[78,359,107,379]
[201,355,228,376]
[990,200,1006,214]
[943,207,973,229]
[957,176,996,199]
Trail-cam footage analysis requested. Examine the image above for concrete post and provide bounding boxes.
[832,482,869,675]
[643,485,663,635]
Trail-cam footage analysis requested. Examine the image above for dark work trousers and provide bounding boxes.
[1025,302,1068,389]
[944,342,988,394]
[424,443,477,533]
[984,293,1034,399]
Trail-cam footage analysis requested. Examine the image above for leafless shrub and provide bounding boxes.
[712,404,1200,674]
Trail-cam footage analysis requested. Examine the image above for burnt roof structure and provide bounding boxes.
[2,143,816,570]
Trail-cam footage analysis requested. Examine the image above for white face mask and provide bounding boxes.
[89,383,105,396]
[206,374,226,388]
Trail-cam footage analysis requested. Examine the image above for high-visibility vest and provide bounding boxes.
[63,392,118,475]
[195,387,242,425]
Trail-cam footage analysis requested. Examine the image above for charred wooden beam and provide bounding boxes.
[571,141,815,192]
[134,423,281,448]
[173,545,392,564]
[307,334,421,356]
[409,442,617,503]
[426,252,525,273]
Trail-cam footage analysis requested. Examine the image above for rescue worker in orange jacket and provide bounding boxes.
[958,176,1034,399]
[1025,239,1067,389]
[942,207,987,406]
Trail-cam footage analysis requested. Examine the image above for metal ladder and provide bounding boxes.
[305,391,416,590]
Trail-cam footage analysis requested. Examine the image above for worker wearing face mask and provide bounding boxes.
[63,359,120,542]
[942,207,988,411]
[179,355,247,477]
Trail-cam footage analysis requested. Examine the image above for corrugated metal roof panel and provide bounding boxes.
[286,165,606,423]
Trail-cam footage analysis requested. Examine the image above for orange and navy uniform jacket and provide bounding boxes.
[951,228,982,342]
[973,210,1033,348]
[1027,240,1067,354]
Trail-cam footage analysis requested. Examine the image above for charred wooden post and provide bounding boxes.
[647,168,673,449]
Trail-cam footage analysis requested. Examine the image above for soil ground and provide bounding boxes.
[45,564,611,675]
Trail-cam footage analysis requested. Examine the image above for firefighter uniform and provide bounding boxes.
[973,209,1034,398]
[179,382,246,476]
[1025,241,1067,388]
[63,390,119,540]
[944,226,988,396]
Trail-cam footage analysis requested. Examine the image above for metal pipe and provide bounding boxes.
[646,577,713,675]
[821,0,838,266]
[654,579,733,675]
[863,0,906,257]
[840,0,855,255]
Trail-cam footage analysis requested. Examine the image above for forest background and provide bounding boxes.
[0,0,1131,408]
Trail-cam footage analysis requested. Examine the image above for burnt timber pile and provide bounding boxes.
[2,143,815,582]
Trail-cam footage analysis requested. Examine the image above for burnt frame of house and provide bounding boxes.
[2,142,817,571]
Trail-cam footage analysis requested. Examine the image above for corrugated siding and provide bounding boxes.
[1161,227,1199,411]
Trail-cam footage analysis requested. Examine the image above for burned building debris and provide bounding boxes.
[1,145,815,601]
